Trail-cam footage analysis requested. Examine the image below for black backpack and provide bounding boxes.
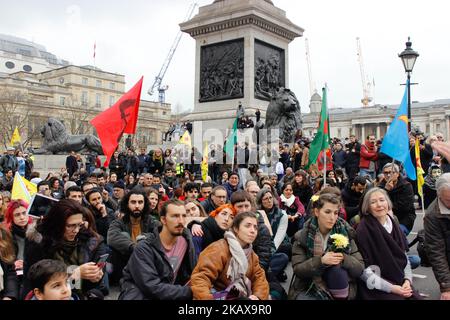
[409,229,430,267]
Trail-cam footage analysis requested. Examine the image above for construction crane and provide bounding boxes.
[148,2,198,104]
[305,38,317,97]
[356,37,373,107]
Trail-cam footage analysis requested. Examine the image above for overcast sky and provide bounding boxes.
[1,0,449,113]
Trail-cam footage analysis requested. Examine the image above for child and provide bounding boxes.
[26,259,76,300]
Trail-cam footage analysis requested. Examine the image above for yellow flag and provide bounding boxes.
[11,172,32,204]
[10,126,21,146]
[23,176,37,196]
[201,142,208,182]
[415,138,425,198]
[178,131,192,148]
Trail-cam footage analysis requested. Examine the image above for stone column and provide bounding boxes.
[361,125,366,141]
[446,116,450,141]
[376,124,380,139]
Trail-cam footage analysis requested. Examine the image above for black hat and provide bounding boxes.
[113,181,125,189]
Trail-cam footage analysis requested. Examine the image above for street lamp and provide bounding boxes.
[399,37,419,132]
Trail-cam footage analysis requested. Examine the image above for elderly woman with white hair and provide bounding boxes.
[356,187,421,300]
[424,173,450,300]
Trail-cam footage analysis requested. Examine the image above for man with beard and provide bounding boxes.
[107,190,156,284]
[119,199,196,300]
[85,188,116,241]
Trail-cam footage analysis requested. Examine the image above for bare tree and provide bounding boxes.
[65,96,93,135]
[0,88,33,149]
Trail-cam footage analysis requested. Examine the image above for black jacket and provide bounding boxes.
[341,183,363,221]
[292,183,313,207]
[90,206,116,241]
[0,260,18,299]
[380,176,416,231]
[200,197,218,214]
[107,215,156,256]
[23,224,110,299]
[253,212,275,272]
[119,227,196,300]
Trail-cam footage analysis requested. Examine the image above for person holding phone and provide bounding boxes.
[23,199,110,299]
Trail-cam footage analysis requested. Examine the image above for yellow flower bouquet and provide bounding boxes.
[328,233,350,254]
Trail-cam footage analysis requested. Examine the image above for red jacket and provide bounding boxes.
[359,142,378,170]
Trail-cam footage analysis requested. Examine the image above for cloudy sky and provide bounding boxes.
[1,0,449,113]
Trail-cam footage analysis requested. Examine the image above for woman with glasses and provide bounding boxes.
[256,188,291,283]
[23,199,110,299]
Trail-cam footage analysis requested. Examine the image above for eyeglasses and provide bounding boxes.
[65,223,84,231]
[262,196,273,201]
[383,171,392,175]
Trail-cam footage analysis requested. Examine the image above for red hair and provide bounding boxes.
[4,200,31,230]
[209,204,237,218]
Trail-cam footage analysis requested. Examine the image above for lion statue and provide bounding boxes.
[34,118,104,155]
[265,88,302,143]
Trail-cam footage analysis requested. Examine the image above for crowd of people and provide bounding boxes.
[0,130,450,300]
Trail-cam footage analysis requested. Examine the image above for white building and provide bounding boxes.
[302,94,450,141]
[0,34,69,75]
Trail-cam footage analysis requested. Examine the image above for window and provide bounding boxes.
[96,93,101,108]
[60,97,65,106]
[5,61,15,69]
[426,124,430,134]
[109,96,115,106]
[81,91,88,106]
[82,77,88,85]
[337,128,342,138]
[96,80,102,88]
[436,123,441,132]
[23,65,32,72]
[109,82,115,90]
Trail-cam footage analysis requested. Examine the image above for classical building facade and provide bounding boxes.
[0,35,171,150]
[303,93,450,141]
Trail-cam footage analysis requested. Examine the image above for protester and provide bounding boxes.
[23,199,109,299]
[85,188,116,240]
[0,226,19,299]
[26,259,75,300]
[107,190,156,284]
[356,188,421,300]
[424,173,450,300]
[292,170,313,207]
[289,192,363,300]
[119,199,196,300]
[190,212,269,300]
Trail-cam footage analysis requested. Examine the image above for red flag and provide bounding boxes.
[90,76,143,166]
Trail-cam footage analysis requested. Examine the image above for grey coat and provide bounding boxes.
[424,199,450,292]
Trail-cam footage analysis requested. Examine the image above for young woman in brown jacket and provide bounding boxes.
[190,212,269,300]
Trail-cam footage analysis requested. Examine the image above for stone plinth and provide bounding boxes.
[180,0,303,132]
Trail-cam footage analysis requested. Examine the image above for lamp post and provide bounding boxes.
[399,37,419,132]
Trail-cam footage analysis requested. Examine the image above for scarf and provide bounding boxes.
[12,223,27,239]
[363,141,376,153]
[356,214,407,285]
[306,216,350,258]
[54,240,83,267]
[224,231,252,297]
[280,194,295,208]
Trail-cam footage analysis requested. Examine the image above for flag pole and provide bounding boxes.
[323,149,327,189]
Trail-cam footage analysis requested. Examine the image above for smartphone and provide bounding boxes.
[96,253,109,269]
